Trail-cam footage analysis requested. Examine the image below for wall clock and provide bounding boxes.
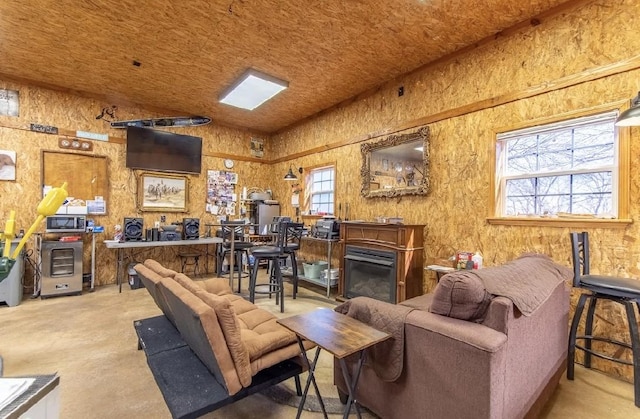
[224,159,234,169]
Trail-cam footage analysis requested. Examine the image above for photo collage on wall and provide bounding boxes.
[206,170,237,216]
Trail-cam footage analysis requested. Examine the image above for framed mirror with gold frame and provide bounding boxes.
[361,127,430,198]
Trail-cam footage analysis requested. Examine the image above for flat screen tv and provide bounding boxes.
[126,126,202,174]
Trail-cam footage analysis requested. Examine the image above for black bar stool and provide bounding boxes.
[216,220,254,293]
[283,222,305,299]
[249,220,287,313]
[568,231,640,408]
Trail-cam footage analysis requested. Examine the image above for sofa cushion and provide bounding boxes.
[224,295,259,315]
[171,272,234,297]
[199,278,234,295]
[247,341,313,376]
[430,271,492,321]
[173,272,203,294]
[144,259,178,278]
[196,289,252,387]
[400,293,434,311]
[239,318,297,361]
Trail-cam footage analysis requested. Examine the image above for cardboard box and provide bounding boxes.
[455,251,474,270]
[66,206,88,215]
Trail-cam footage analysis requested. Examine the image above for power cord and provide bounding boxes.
[22,248,41,297]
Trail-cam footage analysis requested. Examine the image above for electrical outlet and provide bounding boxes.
[160,215,166,223]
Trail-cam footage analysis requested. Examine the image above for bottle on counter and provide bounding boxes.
[472,251,483,269]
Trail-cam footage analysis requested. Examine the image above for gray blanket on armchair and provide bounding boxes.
[335,297,414,382]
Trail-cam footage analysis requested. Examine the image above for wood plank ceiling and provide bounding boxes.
[0,0,571,134]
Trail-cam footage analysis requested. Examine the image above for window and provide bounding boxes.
[308,165,335,215]
[495,111,621,218]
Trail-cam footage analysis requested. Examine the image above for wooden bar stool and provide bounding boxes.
[179,252,202,276]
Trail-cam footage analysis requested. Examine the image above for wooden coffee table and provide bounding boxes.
[277,308,391,419]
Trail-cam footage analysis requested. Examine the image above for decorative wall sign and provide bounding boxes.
[250,137,264,158]
[0,89,19,117]
[110,116,211,129]
[59,137,93,151]
[206,170,236,216]
[0,150,16,180]
[138,172,188,212]
[30,123,58,134]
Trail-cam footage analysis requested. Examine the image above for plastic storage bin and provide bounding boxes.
[128,262,144,290]
[320,268,339,286]
[302,261,329,279]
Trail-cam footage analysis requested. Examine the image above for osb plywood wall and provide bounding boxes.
[0,82,272,287]
[2,0,640,383]
[271,0,640,382]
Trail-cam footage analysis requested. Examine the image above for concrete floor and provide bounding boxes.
[1,274,637,418]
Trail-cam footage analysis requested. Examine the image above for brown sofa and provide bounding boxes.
[134,259,313,396]
[334,254,572,419]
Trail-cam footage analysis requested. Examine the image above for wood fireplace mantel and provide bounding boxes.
[339,222,425,303]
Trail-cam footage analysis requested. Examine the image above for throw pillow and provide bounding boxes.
[429,271,491,321]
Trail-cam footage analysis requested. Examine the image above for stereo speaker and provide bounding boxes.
[124,217,144,241]
[182,218,200,240]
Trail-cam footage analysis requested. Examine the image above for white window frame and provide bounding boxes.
[493,110,627,223]
[307,165,335,215]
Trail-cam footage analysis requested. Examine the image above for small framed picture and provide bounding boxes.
[87,200,107,215]
[0,150,16,180]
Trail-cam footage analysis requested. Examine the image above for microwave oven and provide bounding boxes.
[45,215,87,233]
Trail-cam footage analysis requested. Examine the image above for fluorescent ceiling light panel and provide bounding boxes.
[219,69,288,110]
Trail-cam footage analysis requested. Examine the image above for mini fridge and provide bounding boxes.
[255,203,280,235]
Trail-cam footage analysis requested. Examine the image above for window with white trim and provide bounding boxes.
[308,166,335,215]
[495,111,619,218]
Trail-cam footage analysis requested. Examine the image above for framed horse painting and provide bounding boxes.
[138,172,188,212]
